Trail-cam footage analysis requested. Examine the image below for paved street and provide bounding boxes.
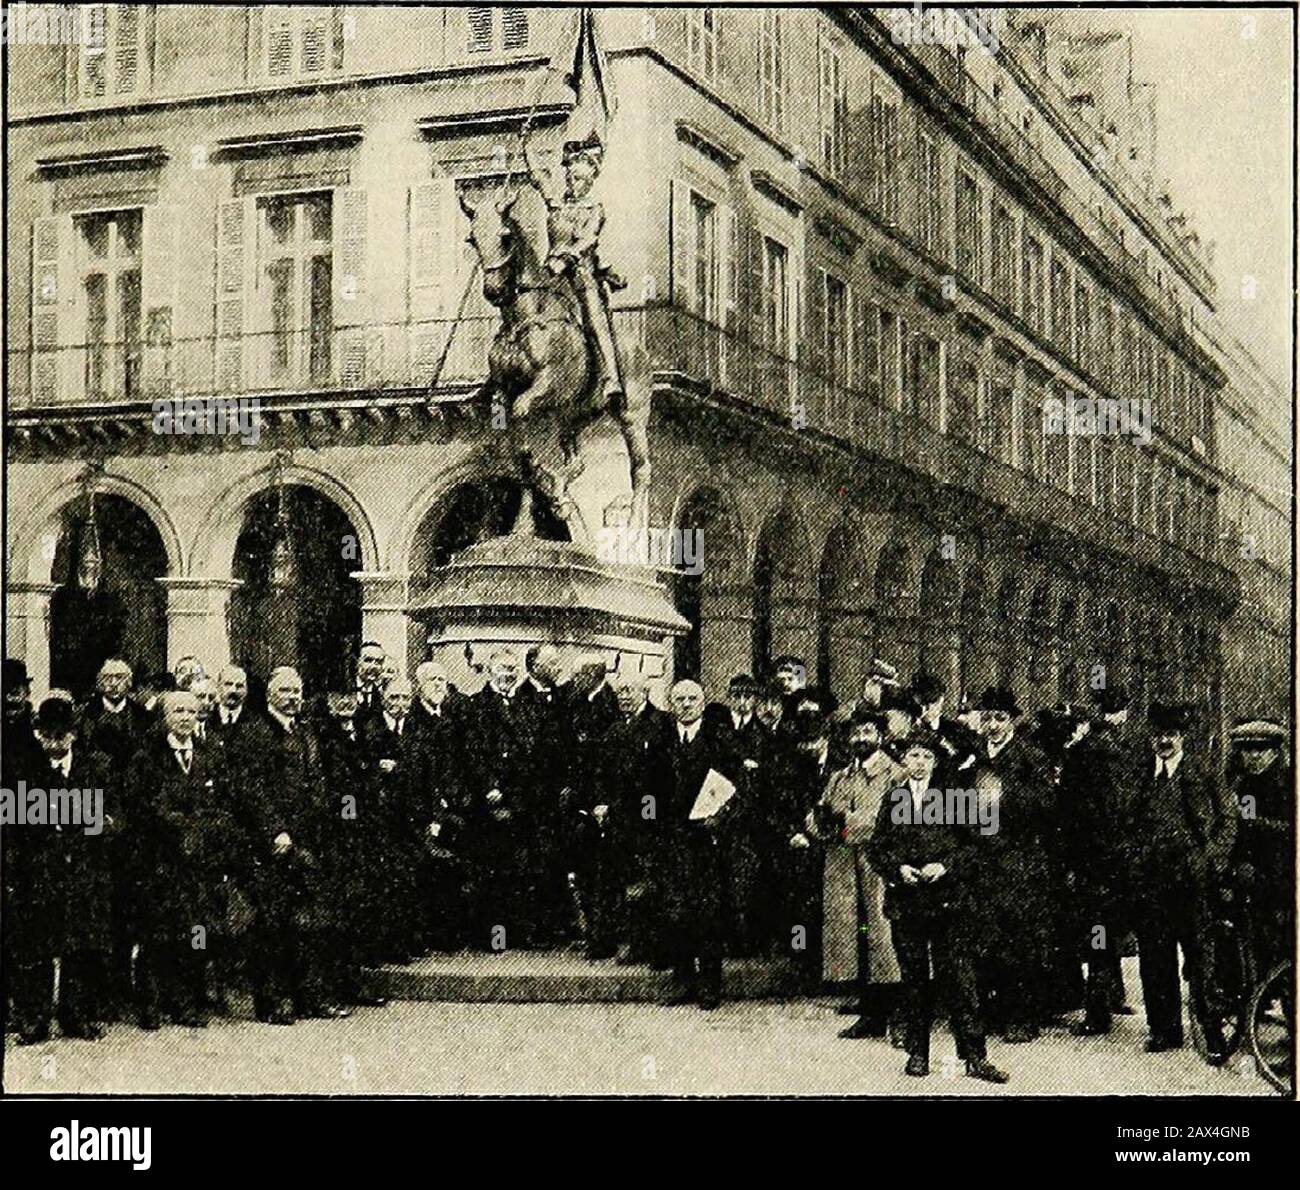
[4,981,1275,1098]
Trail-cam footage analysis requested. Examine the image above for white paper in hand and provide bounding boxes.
[689,769,737,820]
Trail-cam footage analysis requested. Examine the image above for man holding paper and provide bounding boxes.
[653,680,742,1010]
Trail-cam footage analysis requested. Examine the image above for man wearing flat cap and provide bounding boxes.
[866,724,1009,1083]
[1126,702,1236,1061]
[967,685,1060,1044]
[1226,717,1291,979]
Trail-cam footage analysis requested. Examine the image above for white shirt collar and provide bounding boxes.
[102,696,127,713]
[987,729,1014,759]
[679,719,701,743]
[167,731,193,753]
[50,747,73,779]
[421,698,442,717]
[385,712,404,734]
[1155,750,1184,778]
[220,704,242,724]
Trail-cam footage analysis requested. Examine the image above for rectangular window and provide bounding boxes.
[991,202,1016,307]
[689,192,718,320]
[917,134,943,256]
[819,31,847,177]
[861,302,883,404]
[988,380,1014,463]
[824,274,849,387]
[1049,256,1071,352]
[258,192,333,385]
[762,236,790,355]
[78,4,145,99]
[870,91,901,222]
[75,209,142,400]
[467,6,529,55]
[267,5,344,79]
[955,169,983,283]
[688,9,720,82]
[1021,232,1044,333]
[1097,299,1115,389]
[1074,278,1092,363]
[1020,373,1046,480]
[758,11,785,133]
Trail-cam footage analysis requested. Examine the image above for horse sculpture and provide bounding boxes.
[459,186,650,539]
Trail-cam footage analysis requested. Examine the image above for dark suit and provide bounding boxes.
[715,710,775,955]
[649,717,741,998]
[226,711,329,1018]
[866,777,988,1062]
[5,742,116,1036]
[128,733,237,1020]
[1125,750,1236,1043]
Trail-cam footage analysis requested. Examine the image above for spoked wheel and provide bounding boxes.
[1247,962,1293,1094]
[1196,918,1247,1060]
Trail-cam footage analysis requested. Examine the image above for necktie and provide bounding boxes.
[176,748,192,774]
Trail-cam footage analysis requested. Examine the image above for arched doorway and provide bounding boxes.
[817,522,869,700]
[994,570,1021,686]
[229,484,363,696]
[49,493,168,699]
[917,547,961,697]
[752,508,814,683]
[873,540,912,672]
[672,487,744,685]
[1026,581,1054,697]
[959,563,988,699]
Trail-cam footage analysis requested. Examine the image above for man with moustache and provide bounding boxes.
[1126,703,1236,1062]
[129,690,237,1029]
[211,665,251,741]
[228,666,343,1025]
[353,641,388,724]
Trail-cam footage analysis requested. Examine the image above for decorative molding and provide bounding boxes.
[915,279,955,316]
[813,212,862,257]
[36,146,169,176]
[213,126,364,158]
[676,121,741,169]
[869,249,911,288]
[750,170,803,215]
[418,104,570,138]
[956,310,993,341]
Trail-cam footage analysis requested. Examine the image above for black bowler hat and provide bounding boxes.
[728,673,760,695]
[1091,684,1131,715]
[35,693,77,736]
[910,670,945,705]
[847,703,886,732]
[1148,702,1193,733]
[976,686,1023,717]
[897,723,942,757]
[3,658,31,688]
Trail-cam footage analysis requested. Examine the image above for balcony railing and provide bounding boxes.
[6,302,1236,601]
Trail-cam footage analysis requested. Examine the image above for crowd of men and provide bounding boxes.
[1,644,1291,1087]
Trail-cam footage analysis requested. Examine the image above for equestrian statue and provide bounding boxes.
[457,127,651,541]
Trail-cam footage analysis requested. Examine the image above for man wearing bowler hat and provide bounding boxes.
[866,723,1008,1082]
[1128,702,1236,1061]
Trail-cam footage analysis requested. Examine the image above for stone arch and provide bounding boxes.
[816,519,872,699]
[14,471,183,584]
[191,460,379,578]
[751,505,816,683]
[671,483,747,687]
[1026,579,1055,690]
[916,545,962,697]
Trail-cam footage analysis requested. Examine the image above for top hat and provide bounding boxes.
[975,686,1023,717]
[1148,702,1193,733]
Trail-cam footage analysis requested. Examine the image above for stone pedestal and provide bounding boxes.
[408,535,690,698]
[157,577,243,670]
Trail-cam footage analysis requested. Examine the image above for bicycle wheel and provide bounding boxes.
[1247,961,1293,1094]
[1197,917,1246,1059]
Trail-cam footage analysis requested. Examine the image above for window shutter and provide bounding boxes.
[331,5,347,71]
[334,188,369,388]
[215,198,251,392]
[301,11,328,74]
[409,179,456,384]
[718,201,738,386]
[669,180,691,308]
[30,216,74,406]
[502,7,529,50]
[115,5,140,94]
[267,9,293,78]
[142,205,179,397]
[80,5,108,98]
[467,8,492,54]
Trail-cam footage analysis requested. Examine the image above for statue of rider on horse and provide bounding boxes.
[458,121,651,542]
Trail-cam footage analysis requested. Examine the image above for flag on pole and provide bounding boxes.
[564,7,617,139]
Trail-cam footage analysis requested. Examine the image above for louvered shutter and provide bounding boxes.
[30,216,75,406]
[502,8,529,50]
[215,198,254,392]
[334,188,369,388]
[467,8,492,53]
[301,10,328,74]
[267,8,293,78]
[115,5,140,94]
[142,205,179,397]
[409,179,456,385]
